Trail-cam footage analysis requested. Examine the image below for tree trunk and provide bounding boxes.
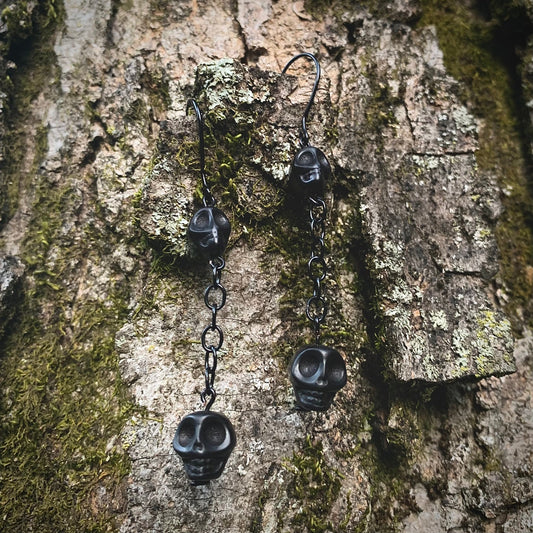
[1,0,533,532]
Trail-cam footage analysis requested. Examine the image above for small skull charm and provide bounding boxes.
[289,345,347,411]
[289,146,331,197]
[173,411,236,485]
[188,206,231,259]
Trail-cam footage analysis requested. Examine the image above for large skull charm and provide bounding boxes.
[289,146,331,197]
[289,345,347,411]
[188,206,231,259]
[173,411,236,485]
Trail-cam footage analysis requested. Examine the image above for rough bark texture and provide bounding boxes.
[1,0,533,532]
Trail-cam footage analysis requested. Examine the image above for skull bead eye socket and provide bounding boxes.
[297,150,315,166]
[177,419,196,447]
[214,211,228,227]
[192,210,210,229]
[298,352,321,378]
[201,419,226,447]
[326,361,346,383]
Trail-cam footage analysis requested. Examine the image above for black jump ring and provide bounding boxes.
[204,346,218,374]
[204,283,227,311]
[210,257,225,272]
[306,295,328,323]
[308,256,327,281]
[200,387,217,411]
[201,324,224,351]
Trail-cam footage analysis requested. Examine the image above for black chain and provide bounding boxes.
[306,197,328,344]
[199,257,227,410]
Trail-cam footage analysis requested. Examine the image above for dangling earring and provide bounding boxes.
[172,99,236,485]
[282,53,347,412]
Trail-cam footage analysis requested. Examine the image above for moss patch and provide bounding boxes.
[0,6,139,523]
[0,0,63,226]
[284,436,345,532]
[0,292,133,531]
[0,169,137,530]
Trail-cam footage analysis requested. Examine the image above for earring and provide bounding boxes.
[282,53,347,412]
[172,99,236,486]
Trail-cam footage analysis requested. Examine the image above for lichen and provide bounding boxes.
[140,160,192,257]
[197,58,255,117]
[474,309,514,376]
[449,309,514,378]
[429,310,448,331]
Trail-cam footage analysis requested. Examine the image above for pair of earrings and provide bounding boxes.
[173,53,347,486]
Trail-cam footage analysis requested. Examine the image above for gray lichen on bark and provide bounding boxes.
[334,22,515,383]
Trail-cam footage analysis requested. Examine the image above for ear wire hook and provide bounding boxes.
[186,98,215,207]
[281,52,321,148]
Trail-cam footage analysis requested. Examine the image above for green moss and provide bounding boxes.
[1,3,34,45]
[0,1,59,51]
[141,65,171,116]
[284,436,345,532]
[0,293,134,531]
[418,0,533,330]
[382,401,422,459]
[357,442,414,532]
[0,0,63,226]
[364,76,402,132]
[0,21,139,522]
[0,165,138,530]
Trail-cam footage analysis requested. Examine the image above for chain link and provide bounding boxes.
[200,257,226,410]
[306,197,328,344]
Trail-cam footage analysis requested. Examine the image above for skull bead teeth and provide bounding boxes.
[173,411,236,486]
[290,346,347,411]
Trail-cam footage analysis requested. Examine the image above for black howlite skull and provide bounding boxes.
[289,345,347,411]
[188,206,231,259]
[289,146,331,197]
[173,411,236,485]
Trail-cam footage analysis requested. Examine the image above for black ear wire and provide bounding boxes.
[186,99,231,261]
[186,98,214,207]
[174,99,236,484]
[281,53,331,198]
[282,54,347,411]
[281,52,321,148]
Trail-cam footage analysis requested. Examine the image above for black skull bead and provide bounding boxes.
[289,146,331,197]
[188,206,231,259]
[289,345,347,411]
[173,411,236,485]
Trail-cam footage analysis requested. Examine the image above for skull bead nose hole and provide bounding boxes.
[201,419,226,446]
[193,440,205,452]
[188,207,231,259]
[298,352,321,378]
[177,419,195,447]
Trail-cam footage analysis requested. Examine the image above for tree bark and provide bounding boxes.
[1,0,532,532]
